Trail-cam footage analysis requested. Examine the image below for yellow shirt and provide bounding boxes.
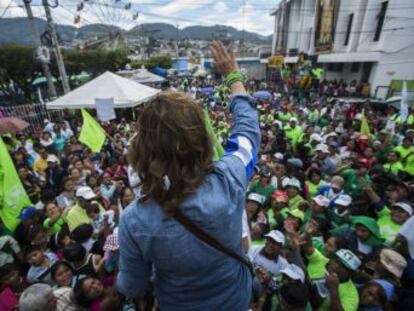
[64,204,92,232]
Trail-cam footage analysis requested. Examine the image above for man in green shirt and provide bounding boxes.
[278,105,294,124]
[284,118,303,146]
[285,178,306,212]
[64,186,98,232]
[383,151,404,176]
[303,234,361,311]
[249,167,276,207]
[394,137,414,175]
[377,201,412,246]
[340,160,371,200]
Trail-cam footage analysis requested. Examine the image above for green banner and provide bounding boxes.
[0,137,32,231]
[79,109,106,153]
[204,109,225,161]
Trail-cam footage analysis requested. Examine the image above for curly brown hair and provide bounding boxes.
[128,91,214,215]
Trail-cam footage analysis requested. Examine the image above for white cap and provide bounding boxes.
[310,133,323,143]
[273,152,284,160]
[265,230,285,245]
[46,154,59,163]
[287,158,303,168]
[312,195,330,207]
[247,193,266,206]
[334,194,352,207]
[336,249,361,271]
[315,143,330,154]
[285,177,302,190]
[325,132,338,138]
[393,201,413,216]
[289,117,298,123]
[76,186,96,200]
[281,264,305,283]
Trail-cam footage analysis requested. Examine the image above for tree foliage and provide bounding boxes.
[0,45,41,104]
[63,49,129,77]
[131,54,173,70]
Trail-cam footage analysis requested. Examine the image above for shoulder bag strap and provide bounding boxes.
[174,210,253,272]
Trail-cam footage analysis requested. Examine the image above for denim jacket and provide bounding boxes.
[117,94,260,311]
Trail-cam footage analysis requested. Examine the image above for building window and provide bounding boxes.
[351,62,360,73]
[374,1,388,42]
[344,14,354,46]
[327,63,344,72]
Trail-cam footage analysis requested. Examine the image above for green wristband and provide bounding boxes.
[225,70,244,88]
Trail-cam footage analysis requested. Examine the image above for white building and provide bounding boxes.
[271,0,414,99]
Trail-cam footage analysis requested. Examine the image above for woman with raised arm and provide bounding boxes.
[116,41,260,310]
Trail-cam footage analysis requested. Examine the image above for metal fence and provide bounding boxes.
[0,102,64,133]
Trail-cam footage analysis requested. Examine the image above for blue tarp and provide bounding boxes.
[152,66,167,77]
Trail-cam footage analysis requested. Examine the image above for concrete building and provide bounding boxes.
[271,0,414,99]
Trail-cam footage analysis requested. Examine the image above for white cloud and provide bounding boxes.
[213,2,228,13]
[203,3,274,35]
[0,0,276,35]
[0,0,26,18]
[153,0,213,16]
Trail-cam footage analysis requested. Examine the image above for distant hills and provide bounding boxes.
[0,17,271,46]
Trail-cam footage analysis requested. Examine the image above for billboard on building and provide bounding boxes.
[315,0,340,53]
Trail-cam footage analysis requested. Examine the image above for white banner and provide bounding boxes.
[401,80,408,122]
[95,97,116,122]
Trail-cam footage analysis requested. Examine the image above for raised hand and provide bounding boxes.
[210,40,239,76]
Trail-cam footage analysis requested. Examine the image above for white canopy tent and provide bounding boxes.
[46,71,160,110]
[131,67,165,84]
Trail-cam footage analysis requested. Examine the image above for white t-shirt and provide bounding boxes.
[357,239,373,255]
[248,246,289,276]
[127,165,141,196]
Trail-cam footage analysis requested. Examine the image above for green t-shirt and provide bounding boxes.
[306,248,329,279]
[43,217,65,235]
[308,110,319,122]
[383,161,404,175]
[407,114,414,125]
[267,209,285,230]
[377,207,401,246]
[405,153,414,176]
[249,181,276,205]
[394,146,414,159]
[288,195,306,211]
[341,169,371,199]
[394,146,414,176]
[251,239,265,247]
[306,180,325,198]
[284,125,304,145]
[318,280,359,311]
[279,111,293,123]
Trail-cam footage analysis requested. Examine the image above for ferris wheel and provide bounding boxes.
[73,0,139,50]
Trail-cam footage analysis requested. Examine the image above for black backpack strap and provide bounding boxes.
[174,210,254,274]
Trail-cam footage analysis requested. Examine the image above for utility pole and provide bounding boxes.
[22,0,57,98]
[176,24,179,56]
[42,0,70,94]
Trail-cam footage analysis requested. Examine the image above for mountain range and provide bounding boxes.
[0,17,271,46]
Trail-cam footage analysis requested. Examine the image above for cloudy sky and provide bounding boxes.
[0,0,279,35]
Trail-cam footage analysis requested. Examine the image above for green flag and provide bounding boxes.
[204,109,225,160]
[360,109,371,137]
[0,137,32,231]
[79,109,106,152]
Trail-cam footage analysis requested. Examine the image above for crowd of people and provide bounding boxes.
[0,52,414,311]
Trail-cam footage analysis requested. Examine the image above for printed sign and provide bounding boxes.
[95,97,116,122]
